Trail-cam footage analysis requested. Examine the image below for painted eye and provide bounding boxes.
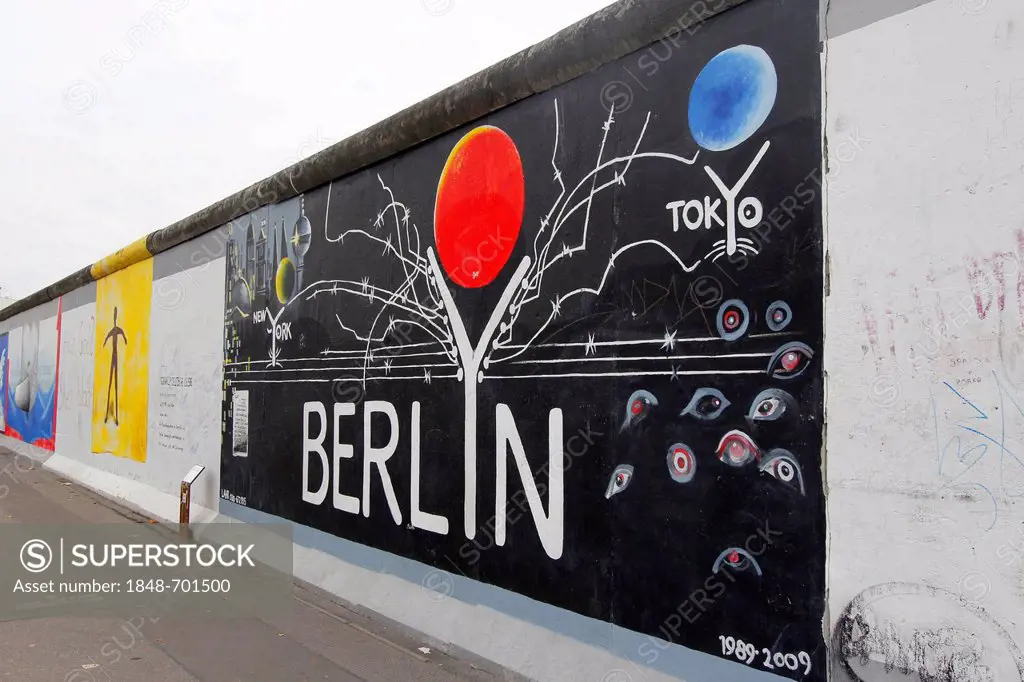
[621,389,659,432]
[712,547,763,577]
[756,397,781,417]
[760,449,805,495]
[765,300,793,332]
[715,430,761,467]
[605,464,634,499]
[767,342,814,380]
[747,388,796,423]
[681,388,731,421]
[666,443,697,483]
[716,299,750,341]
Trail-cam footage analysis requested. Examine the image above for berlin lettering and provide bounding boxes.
[301,400,565,559]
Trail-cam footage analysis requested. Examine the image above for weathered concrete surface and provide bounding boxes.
[0,448,513,682]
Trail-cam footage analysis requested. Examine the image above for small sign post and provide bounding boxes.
[179,465,206,538]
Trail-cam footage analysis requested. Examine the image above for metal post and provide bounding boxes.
[179,480,191,538]
[179,465,205,539]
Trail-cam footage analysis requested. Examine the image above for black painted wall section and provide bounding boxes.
[220,1,825,679]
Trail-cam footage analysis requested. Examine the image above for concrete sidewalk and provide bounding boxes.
[0,448,511,682]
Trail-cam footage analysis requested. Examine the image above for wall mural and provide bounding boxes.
[4,305,61,450]
[0,332,8,432]
[55,301,97,455]
[91,258,153,461]
[220,1,824,678]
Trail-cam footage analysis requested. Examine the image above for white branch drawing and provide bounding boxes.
[485,103,704,370]
[259,100,766,387]
[257,175,456,374]
[255,98,738,395]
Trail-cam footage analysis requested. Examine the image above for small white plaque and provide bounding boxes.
[183,464,206,486]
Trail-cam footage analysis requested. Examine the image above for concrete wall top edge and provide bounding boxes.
[0,0,750,324]
[826,0,939,38]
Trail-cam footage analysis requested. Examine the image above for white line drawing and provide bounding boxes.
[486,103,703,368]
[486,370,763,380]
[235,99,790,538]
[229,375,462,385]
[707,237,760,262]
[228,362,458,374]
[254,102,704,384]
[496,337,722,350]
[247,100,791,384]
[503,353,773,365]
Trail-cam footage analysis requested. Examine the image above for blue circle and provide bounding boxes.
[688,45,778,152]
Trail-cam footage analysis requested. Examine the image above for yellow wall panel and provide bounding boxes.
[91,258,153,461]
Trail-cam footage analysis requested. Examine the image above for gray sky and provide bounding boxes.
[0,0,617,300]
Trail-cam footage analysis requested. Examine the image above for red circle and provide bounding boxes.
[728,551,740,563]
[782,352,800,371]
[434,126,525,288]
[674,449,692,473]
[630,400,643,415]
[724,311,740,329]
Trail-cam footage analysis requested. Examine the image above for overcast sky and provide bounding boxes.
[0,0,617,300]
